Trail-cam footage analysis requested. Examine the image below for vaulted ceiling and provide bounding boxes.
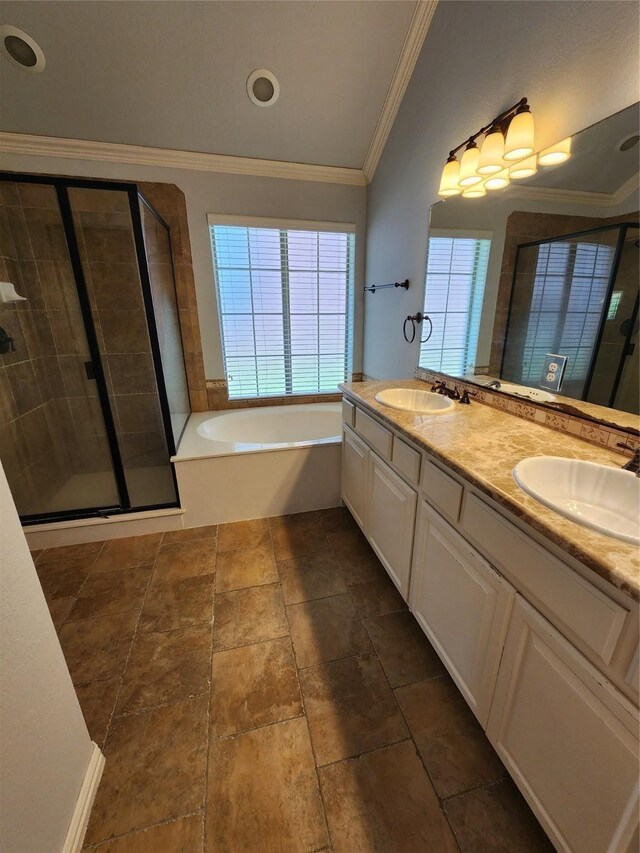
[0,0,420,170]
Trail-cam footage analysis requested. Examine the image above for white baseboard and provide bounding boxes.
[62,743,105,853]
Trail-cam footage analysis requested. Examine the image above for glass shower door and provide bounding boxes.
[0,180,123,518]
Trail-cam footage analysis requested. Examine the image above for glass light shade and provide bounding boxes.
[458,145,482,187]
[509,155,537,179]
[504,109,535,161]
[477,129,504,175]
[538,137,572,165]
[484,170,510,190]
[437,157,461,197]
[461,184,486,198]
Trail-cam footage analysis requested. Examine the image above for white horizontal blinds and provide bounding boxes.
[419,236,491,374]
[211,223,354,398]
[521,240,616,385]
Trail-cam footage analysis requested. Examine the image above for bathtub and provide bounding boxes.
[172,403,343,526]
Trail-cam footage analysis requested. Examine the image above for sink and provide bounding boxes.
[513,456,640,545]
[374,388,454,414]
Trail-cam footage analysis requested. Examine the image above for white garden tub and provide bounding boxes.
[172,403,342,526]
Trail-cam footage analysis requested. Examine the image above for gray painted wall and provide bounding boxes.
[0,154,367,379]
[363,0,640,379]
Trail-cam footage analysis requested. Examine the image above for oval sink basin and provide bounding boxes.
[513,456,640,545]
[374,388,454,414]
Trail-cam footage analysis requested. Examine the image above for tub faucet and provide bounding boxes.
[486,379,501,389]
[617,443,640,476]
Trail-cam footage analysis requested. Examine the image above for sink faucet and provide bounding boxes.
[486,379,501,389]
[431,381,461,401]
[616,443,640,476]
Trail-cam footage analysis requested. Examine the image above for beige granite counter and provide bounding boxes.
[340,379,640,602]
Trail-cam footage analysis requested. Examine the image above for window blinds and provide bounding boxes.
[209,221,355,399]
[419,236,491,374]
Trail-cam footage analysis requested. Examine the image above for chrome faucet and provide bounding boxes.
[486,379,501,389]
[617,443,640,476]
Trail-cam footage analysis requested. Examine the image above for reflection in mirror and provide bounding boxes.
[420,102,640,427]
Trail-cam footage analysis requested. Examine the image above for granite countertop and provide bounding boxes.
[340,379,640,602]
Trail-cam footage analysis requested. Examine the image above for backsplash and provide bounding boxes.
[414,367,639,456]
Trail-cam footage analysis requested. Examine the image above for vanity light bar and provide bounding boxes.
[438,98,572,199]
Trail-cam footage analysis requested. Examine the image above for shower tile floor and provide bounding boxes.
[33,509,553,852]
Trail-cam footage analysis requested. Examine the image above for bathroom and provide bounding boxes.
[0,1,638,851]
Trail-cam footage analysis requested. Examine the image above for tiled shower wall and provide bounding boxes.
[0,181,91,513]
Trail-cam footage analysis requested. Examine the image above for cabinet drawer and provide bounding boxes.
[392,437,421,485]
[354,408,393,459]
[422,458,463,522]
[461,493,629,666]
[342,398,355,427]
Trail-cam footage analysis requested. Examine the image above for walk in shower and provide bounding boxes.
[0,174,190,523]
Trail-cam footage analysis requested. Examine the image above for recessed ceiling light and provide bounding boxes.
[247,69,279,108]
[617,133,640,153]
[0,25,45,73]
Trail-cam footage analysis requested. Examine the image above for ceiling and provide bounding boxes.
[0,0,418,169]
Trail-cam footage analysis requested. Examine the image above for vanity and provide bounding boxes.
[340,380,639,853]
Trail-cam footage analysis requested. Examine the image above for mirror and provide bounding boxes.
[420,102,639,430]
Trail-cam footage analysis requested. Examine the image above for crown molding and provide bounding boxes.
[505,173,640,208]
[362,0,438,184]
[0,131,367,187]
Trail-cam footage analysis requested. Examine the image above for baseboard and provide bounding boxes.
[62,743,105,853]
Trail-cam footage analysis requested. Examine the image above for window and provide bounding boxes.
[209,217,355,399]
[419,234,491,374]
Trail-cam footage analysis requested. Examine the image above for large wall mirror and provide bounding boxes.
[419,102,639,432]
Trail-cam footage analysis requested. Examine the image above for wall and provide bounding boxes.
[0,155,367,387]
[364,0,640,379]
[0,461,95,852]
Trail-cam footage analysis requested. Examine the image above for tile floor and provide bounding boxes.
[34,508,554,852]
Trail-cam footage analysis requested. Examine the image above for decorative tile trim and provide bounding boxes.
[205,379,341,411]
[414,367,639,455]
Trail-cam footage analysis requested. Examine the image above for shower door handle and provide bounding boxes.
[84,360,96,380]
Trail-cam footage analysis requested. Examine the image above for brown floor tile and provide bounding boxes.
[215,542,277,592]
[217,517,270,552]
[327,528,383,582]
[85,696,208,845]
[287,594,372,669]
[36,560,93,601]
[152,538,216,584]
[278,551,347,605]
[36,541,103,569]
[162,524,217,545]
[300,653,408,765]
[213,583,288,651]
[92,533,162,573]
[90,815,203,852]
[319,740,457,853]
[75,677,120,748]
[317,506,358,533]
[396,676,505,798]
[444,779,554,852]
[46,595,74,630]
[210,638,302,736]
[117,624,212,713]
[348,570,406,618]
[67,565,151,621]
[139,573,214,634]
[58,611,138,684]
[271,515,329,560]
[206,717,328,852]
[364,610,446,688]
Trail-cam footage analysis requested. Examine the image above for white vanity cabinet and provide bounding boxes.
[341,426,369,530]
[367,453,417,598]
[410,501,515,726]
[487,597,640,853]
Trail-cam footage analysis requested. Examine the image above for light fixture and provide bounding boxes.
[0,281,26,303]
[484,170,510,190]
[0,25,45,73]
[504,103,535,161]
[458,142,482,187]
[538,136,572,165]
[461,185,486,198]
[437,155,461,197]
[509,155,537,179]
[477,124,504,175]
[246,69,279,107]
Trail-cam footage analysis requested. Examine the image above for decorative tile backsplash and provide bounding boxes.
[414,367,639,456]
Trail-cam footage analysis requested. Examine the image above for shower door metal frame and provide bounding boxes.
[0,172,182,524]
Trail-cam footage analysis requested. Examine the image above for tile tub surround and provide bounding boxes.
[341,380,640,601]
[33,512,551,851]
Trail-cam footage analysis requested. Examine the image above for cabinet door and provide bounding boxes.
[487,596,640,853]
[410,501,514,726]
[367,454,417,599]
[341,426,369,530]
